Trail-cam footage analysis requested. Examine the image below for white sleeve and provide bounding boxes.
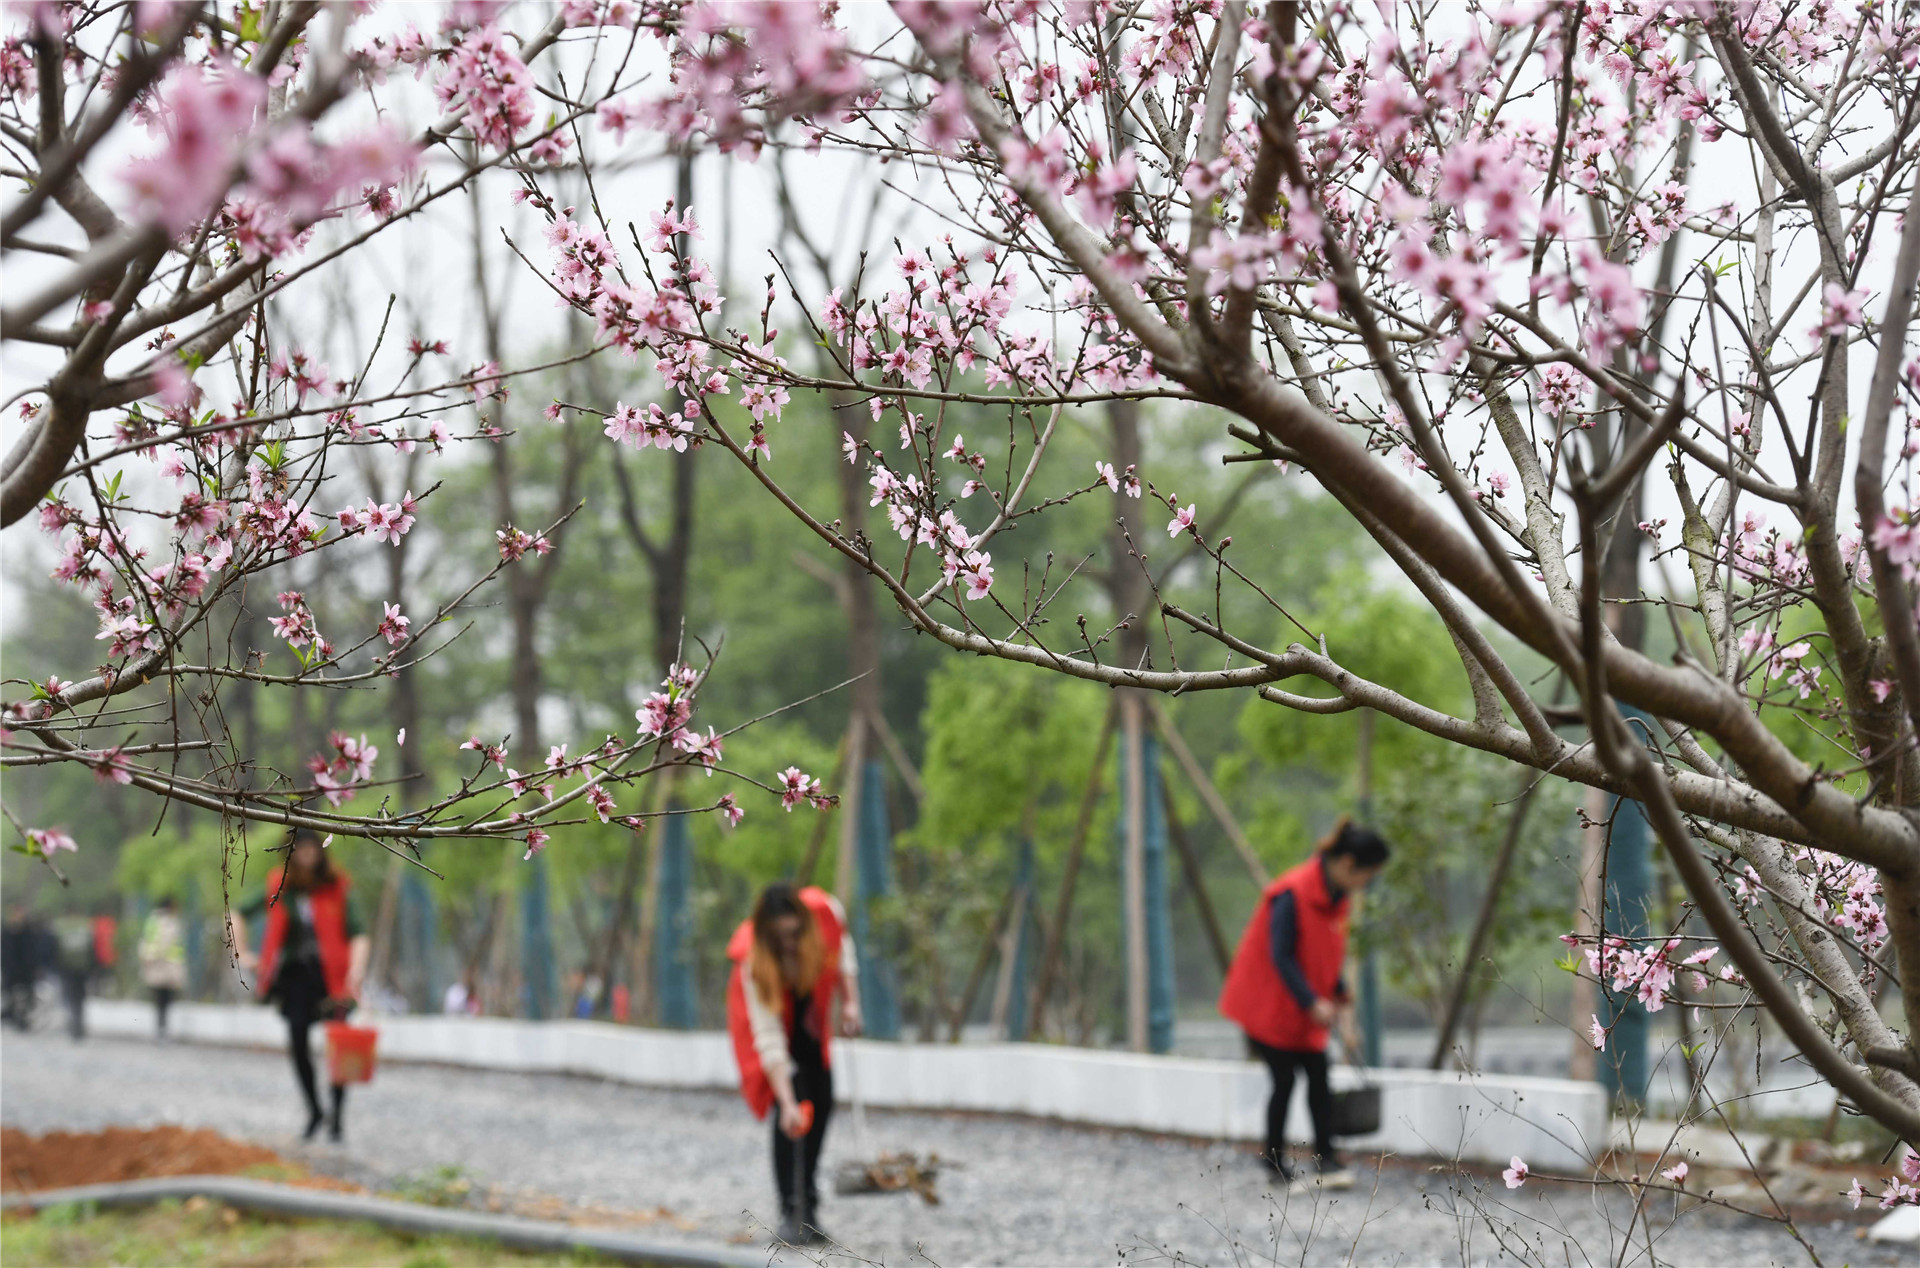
[824,894,858,990]
[840,931,859,992]
[740,960,792,1083]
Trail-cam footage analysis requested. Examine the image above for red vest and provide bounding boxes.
[256,867,353,1000]
[1219,855,1350,1052]
[725,886,844,1120]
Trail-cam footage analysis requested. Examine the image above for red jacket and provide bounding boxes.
[256,868,354,1000]
[1219,855,1350,1052]
[91,915,118,967]
[725,886,844,1120]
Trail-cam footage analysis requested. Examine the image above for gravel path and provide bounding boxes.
[0,1030,1898,1266]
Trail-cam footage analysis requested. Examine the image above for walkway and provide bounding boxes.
[0,1029,1893,1266]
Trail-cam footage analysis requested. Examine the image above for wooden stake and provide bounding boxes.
[988,878,1031,1036]
[795,728,852,886]
[1027,700,1118,1038]
[591,820,647,1018]
[1429,776,1538,1069]
[1568,784,1609,1082]
[630,771,675,1024]
[1149,700,1267,887]
[1164,799,1232,975]
[869,709,925,805]
[949,882,1017,1042]
[833,712,867,902]
[1122,693,1149,1053]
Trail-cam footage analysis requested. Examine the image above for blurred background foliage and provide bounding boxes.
[4,339,1588,1050]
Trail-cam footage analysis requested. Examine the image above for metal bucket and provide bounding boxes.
[1330,1084,1382,1137]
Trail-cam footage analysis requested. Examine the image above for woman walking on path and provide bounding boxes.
[138,896,187,1039]
[726,882,862,1247]
[1220,820,1390,1190]
[230,831,369,1142]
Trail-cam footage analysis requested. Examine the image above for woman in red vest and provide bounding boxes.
[1219,820,1389,1189]
[726,882,861,1247]
[231,830,369,1142]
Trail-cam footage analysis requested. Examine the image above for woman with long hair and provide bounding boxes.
[726,882,862,1246]
[231,830,370,1142]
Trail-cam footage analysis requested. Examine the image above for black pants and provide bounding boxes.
[772,1059,834,1220]
[2,980,31,1030]
[279,964,345,1134]
[58,967,86,1039]
[1251,1039,1333,1166]
[152,986,176,1035]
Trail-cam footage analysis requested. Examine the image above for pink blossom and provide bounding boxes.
[1848,1178,1865,1209]
[675,725,723,773]
[644,205,701,253]
[1872,515,1920,579]
[1536,363,1589,418]
[27,828,78,856]
[1661,1161,1688,1185]
[1588,1016,1606,1051]
[461,737,508,770]
[716,793,744,827]
[959,551,995,601]
[1167,503,1196,537]
[92,746,133,785]
[121,61,266,233]
[1813,283,1868,339]
[777,766,820,811]
[377,601,410,646]
[523,826,550,861]
[1503,1156,1529,1189]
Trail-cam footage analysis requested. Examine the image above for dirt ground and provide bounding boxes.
[0,1125,358,1195]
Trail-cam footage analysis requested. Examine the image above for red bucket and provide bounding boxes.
[326,1023,379,1085]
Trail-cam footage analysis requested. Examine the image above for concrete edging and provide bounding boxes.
[0,1175,764,1267]
[85,999,1606,1170]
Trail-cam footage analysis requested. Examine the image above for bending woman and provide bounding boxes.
[231,830,369,1142]
[726,882,862,1246]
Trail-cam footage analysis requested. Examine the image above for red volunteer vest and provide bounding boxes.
[725,886,845,1120]
[256,867,354,1000]
[1218,855,1350,1052]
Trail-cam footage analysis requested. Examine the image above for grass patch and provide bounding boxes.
[0,1198,620,1267]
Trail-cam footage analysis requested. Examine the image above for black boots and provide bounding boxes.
[775,1198,828,1247]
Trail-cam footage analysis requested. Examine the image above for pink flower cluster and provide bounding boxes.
[636,2,866,154]
[1577,935,1719,1013]
[269,590,329,658]
[604,401,695,453]
[121,61,265,233]
[1799,849,1890,953]
[308,731,377,806]
[337,494,417,546]
[433,23,533,152]
[1851,1153,1920,1211]
[496,525,554,562]
[778,766,830,812]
